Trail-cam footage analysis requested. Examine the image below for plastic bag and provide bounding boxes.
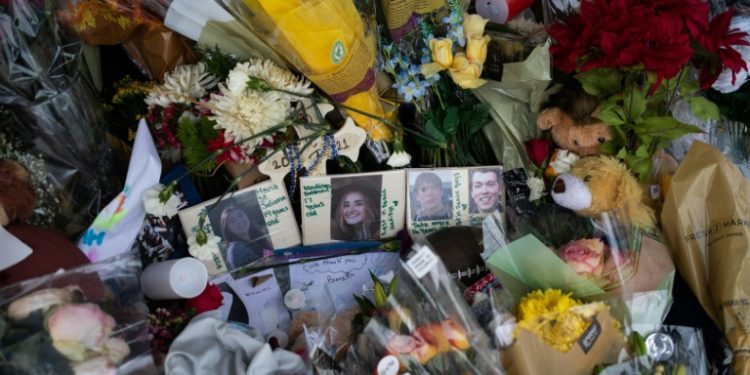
[345,245,504,374]
[0,252,154,374]
[0,0,120,238]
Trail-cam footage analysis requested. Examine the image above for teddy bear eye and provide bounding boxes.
[583,175,592,182]
[574,140,579,146]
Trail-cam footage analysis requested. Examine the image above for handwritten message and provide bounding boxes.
[380,188,400,236]
[303,256,365,273]
[256,183,290,227]
[409,220,451,235]
[452,171,466,226]
[302,182,331,218]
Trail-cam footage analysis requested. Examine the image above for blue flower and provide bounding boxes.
[449,25,466,47]
[397,56,411,70]
[399,81,424,103]
[442,11,462,26]
[384,58,397,74]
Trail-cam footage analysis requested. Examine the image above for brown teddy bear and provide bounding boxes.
[537,85,612,157]
[550,155,656,229]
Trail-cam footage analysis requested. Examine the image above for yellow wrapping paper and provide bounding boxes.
[241,0,392,141]
[380,0,445,41]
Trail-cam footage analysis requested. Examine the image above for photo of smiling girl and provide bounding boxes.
[330,176,382,241]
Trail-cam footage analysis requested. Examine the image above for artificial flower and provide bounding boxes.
[698,10,750,90]
[421,38,454,77]
[48,303,117,361]
[187,282,223,314]
[548,149,580,175]
[527,176,545,201]
[7,287,78,321]
[387,138,411,168]
[71,356,117,375]
[524,138,552,168]
[145,63,218,107]
[387,334,439,365]
[558,238,607,277]
[206,130,250,164]
[188,230,222,261]
[448,53,486,89]
[210,89,288,148]
[225,59,312,98]
[466,34,491,65]
[463,14,489,38]
[142,183,183,218]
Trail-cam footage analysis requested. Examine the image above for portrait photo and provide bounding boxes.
[329,175,383,241]
[206,189,273,272]
[469,167,504,214]
[409,170,453,222]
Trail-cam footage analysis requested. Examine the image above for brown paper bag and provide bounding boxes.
[502,309,626,375]
[661,141,750,374]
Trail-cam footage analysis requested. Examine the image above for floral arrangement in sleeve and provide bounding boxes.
[547,0,750,179]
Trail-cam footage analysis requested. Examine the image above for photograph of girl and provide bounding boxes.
[330,175,382,241]
[208,190,273,271]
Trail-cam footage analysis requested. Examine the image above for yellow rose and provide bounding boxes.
[449,53,486,89]
[466,34,491,65]
[420,38,454,77]
[463,14,489,38]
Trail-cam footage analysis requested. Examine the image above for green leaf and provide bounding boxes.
[599,141,617,155]
[597,102,628,126]
[353,295,376,315]
[635,116,703,140]
[424,118,448,148]
[616,147,627,159]
[443,107,460,136]
[373,281,387,308]
[576,68,623,98]
[685,96,720,121]
[386,276,398,297]
[466,103,490,136]
[624,85,647,122]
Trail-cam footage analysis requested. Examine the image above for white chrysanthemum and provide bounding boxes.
[188,232,222,261]
[227,60,313,97]
[507,18,548,45]
[387,150,412,168]
[210,89,288,148]
[549,150,580,175]
[527,176,545,201]
[142,184,183,218]
[145,63,218,107]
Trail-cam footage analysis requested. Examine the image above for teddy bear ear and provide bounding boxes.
[537,107,563,130]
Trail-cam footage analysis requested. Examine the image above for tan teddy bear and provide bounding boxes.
[550,155,655,229]
[537,85,612,157]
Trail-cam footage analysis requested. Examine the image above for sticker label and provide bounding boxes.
[331,40,346,65]
[377,355,400,375]
[577,317,601,354]
[406,245,439,279]
[649,184,661,200]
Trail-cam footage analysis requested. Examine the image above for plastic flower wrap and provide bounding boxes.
[0,253,152,374]
[344,245,504,374]
[213,0,392,141]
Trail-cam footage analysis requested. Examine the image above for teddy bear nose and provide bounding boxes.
[553,178,566,193]
[598,137,605,143]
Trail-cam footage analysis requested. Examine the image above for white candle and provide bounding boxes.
[284,289,306,310]
[140,258,208,300]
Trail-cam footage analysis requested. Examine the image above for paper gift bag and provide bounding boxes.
[661,141,750,374]
[503,309,626,375]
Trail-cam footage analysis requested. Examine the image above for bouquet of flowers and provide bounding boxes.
[547,0,750,179]
[0,253,152,374]
[344,245,504,374]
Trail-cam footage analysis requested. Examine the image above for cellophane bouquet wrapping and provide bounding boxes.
[220,0,392,141]
[0,0,119,237]
[0,252,152,374]
[344,245,504,375]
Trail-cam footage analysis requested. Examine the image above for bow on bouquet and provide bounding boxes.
[548,0,750,179]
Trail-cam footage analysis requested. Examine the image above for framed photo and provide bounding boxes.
[300,170,406,245]
[406,166,504,236]
[179,181,301,275]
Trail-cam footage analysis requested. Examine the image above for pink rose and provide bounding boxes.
[47,303,116,361]
[558,238,607,277]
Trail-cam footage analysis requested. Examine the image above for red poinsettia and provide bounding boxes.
[696,9,750,89]
[207,130,245,164]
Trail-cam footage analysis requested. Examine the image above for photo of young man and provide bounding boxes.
[469,168,504,214]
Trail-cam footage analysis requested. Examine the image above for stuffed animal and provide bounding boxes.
[550,155,655,229]
[537,85,611,157]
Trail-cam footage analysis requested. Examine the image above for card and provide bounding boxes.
[179,180,301,275]
[406,166,504,236]
[300,170,406,245]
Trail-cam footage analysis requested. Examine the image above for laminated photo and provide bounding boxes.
[179,181,301,275]
[300,170,406,245]
[407,166,504,236]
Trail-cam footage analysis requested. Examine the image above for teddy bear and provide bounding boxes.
[550,155,656,229]
[537,84,612,157]
[0,159,89,285]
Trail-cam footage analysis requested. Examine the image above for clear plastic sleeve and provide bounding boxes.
[0,252,153,374]
[1,0,120,238]
[344,245,504,374]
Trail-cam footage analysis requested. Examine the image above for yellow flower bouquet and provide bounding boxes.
[502,290,627,375]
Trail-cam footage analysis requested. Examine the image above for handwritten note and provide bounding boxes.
[452,171,465,226]
[256,183,290,227]
[380,188,401,236]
